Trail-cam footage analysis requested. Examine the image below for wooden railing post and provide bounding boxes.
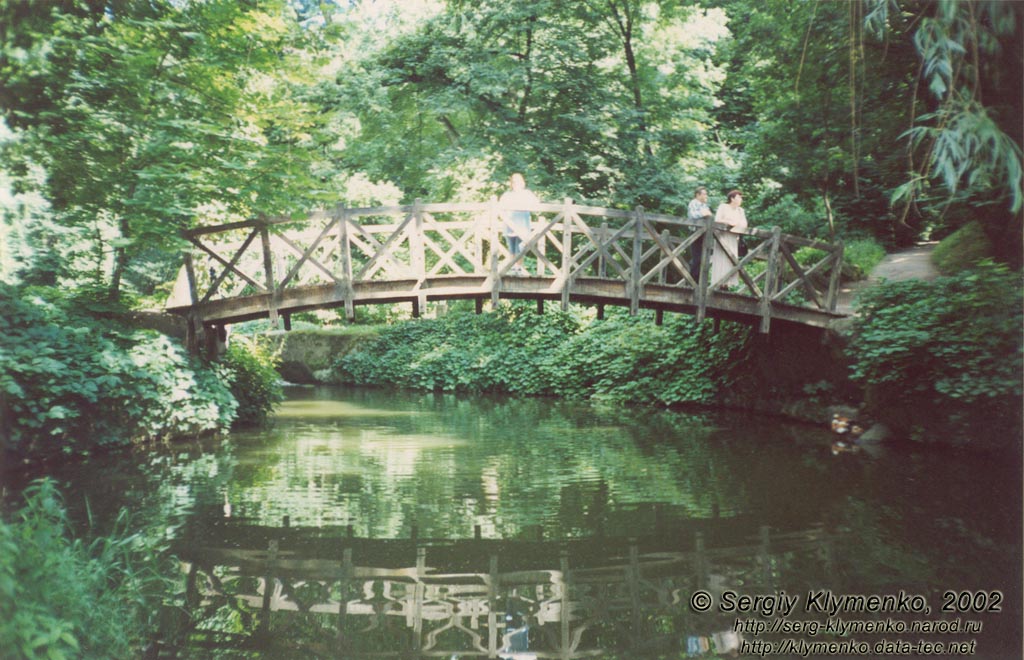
[338,206,355,321]
[260,224,279,328]
[561,198,574,310]
[760,226,783,333]
[412,199,426,317]
[696,214,715,322]
[598,222,609,278]
[490,250,500,308]
[827,239,844,311]
[630,206,644,315]
[183,252,199,305]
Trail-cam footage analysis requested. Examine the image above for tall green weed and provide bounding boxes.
[0,480,173,659]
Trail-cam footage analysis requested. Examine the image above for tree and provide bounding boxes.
[1,0,335,297]
[349,0,728,210]
[867,0,1022,262]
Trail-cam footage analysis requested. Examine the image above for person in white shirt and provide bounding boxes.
[499,173,540,267]
[711,189,748,288]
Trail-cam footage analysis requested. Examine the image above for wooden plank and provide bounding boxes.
[630,207,644,315]
[338,208,355,322]
[192,228,265,303]
[696,214,715,322]
[639,227,691,287]
[561,199,573,310]
[759,226,783,333]
[276,217,342,288]
[352,211,416,281]
[567,217,631,280]
[775,243,827,309]
[260,226,279,327]
[183,252,199,305]
[826,240,844,311]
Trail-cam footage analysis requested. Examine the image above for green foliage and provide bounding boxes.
[842,238,886,280]
[870,0,1022,233]
[219,336,284,427]
[0,479,172,659]
[931,221,994,275]
[550,311,751,405]
[334,305,750,405]
[0,284,236,457]
[2,0,339,298]
[751,194,827,238]
[848,261,1022,445]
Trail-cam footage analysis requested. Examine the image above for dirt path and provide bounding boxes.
[836,243,939,315]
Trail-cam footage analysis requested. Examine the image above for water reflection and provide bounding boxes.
[168,387,775,540]
[175,522,834,659]
[4,386,1020,658]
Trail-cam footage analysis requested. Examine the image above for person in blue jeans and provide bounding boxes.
[499,173,539,272]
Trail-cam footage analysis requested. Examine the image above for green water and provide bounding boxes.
[6,386,1021,658]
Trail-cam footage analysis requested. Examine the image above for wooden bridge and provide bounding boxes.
[165,200,847,339]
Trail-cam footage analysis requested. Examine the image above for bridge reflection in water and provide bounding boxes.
[175,520,837,658]
[166,200,846,340]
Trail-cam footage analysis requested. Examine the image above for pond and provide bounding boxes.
[5,386,1021,659]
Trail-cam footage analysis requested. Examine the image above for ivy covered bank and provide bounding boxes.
[260,258,1019,452]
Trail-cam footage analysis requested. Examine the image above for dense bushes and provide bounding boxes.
[334,304,751,406]
[219,335,284,426]
[0,285,236,457]
[0,480,171,659]
[848,261,1022,446]
[931,221,994,275]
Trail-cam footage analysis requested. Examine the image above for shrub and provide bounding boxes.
[848,260,1022,446]
[219,335,284,426]
[753,193,827,238]
[335,304,582,395]
[842,238,886,280]
[334,304,751,405]
[0,479,172,659]
[549,310,750,405]
[931,221,994,275]
[0,285,236,457]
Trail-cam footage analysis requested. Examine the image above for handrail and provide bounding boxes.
[168,199,845,334]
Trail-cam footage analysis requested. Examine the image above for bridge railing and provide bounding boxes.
[169,200,843,332]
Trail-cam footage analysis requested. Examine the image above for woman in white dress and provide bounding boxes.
[711,189,748,289]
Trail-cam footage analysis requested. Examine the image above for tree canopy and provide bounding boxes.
[2,0,1020,298]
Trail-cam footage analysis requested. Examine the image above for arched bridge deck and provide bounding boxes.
[166,200,846,334]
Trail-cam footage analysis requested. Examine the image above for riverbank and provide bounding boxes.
[259,245,1020,450]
